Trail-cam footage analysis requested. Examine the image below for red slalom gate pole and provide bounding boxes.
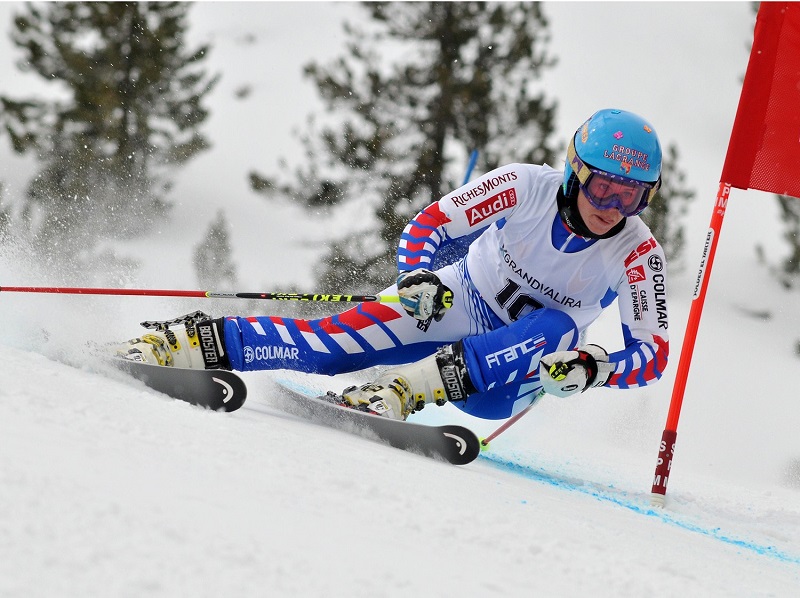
[650,182,731,507]
[650,4,800,506]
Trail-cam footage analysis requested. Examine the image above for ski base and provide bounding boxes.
[113,359,247,412]
[274,379,480,465]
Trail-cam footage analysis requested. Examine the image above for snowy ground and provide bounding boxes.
[1,3,799,596]
[2,236,800,597]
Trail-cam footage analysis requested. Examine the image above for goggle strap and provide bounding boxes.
[566,139,592,187]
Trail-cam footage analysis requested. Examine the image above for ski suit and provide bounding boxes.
[222,163,669,419]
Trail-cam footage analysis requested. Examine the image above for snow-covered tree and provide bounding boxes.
[640,143,696,271]
[0,2,218,274]
[252,2,559,291]
[193,212,237,290]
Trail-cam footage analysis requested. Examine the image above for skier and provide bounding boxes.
[118,108,669,421]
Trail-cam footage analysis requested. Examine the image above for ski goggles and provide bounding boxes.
[581,170,654,217]
[567,140,659,217]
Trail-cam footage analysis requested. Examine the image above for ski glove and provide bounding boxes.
[539,344,615,398]
[396,268,453,322]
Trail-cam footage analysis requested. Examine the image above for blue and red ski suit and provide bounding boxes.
[222,164,669,419]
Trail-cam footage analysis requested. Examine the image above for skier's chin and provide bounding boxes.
[586,213,620,236]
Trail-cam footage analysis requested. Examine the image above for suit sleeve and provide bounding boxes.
[397,164,525,273]
[605,237,670,389]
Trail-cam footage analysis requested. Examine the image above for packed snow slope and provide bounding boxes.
[2,220,800,598]
[1,3,798,595]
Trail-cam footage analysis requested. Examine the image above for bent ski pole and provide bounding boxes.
[480,388,545,449]
[0,285,401,303]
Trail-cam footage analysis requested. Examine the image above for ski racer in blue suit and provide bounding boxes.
[118,109,669,421]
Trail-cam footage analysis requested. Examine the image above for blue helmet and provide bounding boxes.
[563,109,662,215]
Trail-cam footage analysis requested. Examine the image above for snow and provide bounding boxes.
[2,2,800,596]
[2,220,800,596]
[0,359,798,598]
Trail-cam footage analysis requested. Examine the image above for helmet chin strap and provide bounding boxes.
[556,177,625,240]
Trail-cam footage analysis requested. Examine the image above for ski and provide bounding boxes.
[112,359,247,412]
[274,379,481,465]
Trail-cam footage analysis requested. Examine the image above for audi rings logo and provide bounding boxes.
[244,346,255,363]
[648,255,664,272]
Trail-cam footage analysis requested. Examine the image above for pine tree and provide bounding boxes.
[773,195,800,288]
[193,212,237,289]
[0,2,217,274]
[640,143,696,271]
[0,182,10,243]
[251,2,558,292]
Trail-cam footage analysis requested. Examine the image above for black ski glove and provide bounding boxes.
[396,269,453,322]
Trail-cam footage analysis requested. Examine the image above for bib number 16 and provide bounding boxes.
[495,278,543,321]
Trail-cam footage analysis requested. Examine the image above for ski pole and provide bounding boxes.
[480,388,545,449]
[0,285,401,303]
[462,149,479,185]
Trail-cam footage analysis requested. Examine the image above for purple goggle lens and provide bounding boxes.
[580,170,655,217]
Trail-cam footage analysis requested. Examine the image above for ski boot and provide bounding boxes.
[115,311,229,370]
[340,343,474,420]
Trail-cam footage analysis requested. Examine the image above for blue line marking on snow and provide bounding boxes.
[480,452,800,566]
